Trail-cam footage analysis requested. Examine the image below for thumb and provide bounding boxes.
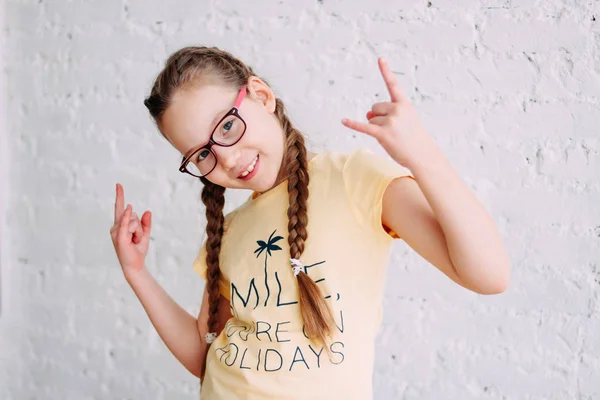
[141,211,152,237]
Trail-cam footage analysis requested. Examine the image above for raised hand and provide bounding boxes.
[341,57,436,169]
[110,183,152,278]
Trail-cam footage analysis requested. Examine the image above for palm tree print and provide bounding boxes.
[254,229,284,307]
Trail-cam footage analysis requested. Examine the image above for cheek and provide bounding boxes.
[244,116,283,148]
[213,172,242,188]
[203,173,225,187]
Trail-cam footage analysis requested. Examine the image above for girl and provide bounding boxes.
[110,46,510,399]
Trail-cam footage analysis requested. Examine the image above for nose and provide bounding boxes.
[214,146,241,172]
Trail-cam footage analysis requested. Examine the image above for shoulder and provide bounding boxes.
[312,147,397,166]
[322,147,411,178]
[308,148,369,172]
[308,148,412,187]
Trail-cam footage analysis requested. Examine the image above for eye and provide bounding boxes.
[221,119,234,134]
[196,149,211,162]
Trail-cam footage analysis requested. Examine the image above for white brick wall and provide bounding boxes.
[1,1,599,399]
[1,0,7,317]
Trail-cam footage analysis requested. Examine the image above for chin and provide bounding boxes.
[254,170,281,192]
[253,178,277,193]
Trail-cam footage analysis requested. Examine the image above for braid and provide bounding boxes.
[200,177,226,336]
[285,134,309,258]
[275,99,336,347]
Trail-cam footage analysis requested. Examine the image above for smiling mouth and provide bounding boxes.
[238,155,259,179]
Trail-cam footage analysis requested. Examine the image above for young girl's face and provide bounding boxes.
[160,77,285,193]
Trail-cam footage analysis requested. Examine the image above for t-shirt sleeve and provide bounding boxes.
[192,241,231,300]
[342,148,415,239]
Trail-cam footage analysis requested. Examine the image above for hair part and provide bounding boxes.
[143,47,336,374]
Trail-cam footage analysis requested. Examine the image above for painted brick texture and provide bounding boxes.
[1,1,599,399]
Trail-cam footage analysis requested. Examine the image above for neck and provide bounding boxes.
[252,151,316,200]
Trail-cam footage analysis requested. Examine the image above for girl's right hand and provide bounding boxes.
[110,183,152,279]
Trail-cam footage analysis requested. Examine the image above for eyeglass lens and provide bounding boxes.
[184,114,246,177]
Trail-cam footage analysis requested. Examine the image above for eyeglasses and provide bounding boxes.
[179,86,248,178]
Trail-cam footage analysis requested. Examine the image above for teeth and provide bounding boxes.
[240,156,258,178]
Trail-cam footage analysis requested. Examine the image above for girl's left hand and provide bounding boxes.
[341,57,436,169]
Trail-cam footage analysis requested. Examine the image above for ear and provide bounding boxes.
[247,76,276,114]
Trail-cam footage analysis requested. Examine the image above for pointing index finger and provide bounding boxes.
[378,57,407,104]
[114,183,124,224]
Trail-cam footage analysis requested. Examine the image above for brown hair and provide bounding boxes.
[143,46,335,355]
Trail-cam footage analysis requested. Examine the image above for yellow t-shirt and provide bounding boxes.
[192,148,414,400]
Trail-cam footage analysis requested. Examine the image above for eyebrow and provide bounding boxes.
[183,108,229,159]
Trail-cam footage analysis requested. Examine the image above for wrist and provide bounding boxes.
[125,265,151,287]
[403,135,446,173]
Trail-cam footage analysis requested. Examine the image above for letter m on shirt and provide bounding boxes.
[231,278,260,309]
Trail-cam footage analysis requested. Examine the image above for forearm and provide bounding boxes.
[126,268,206,377]
[406,140,511,293]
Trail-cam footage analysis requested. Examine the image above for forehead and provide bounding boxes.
[161,84,235,156]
